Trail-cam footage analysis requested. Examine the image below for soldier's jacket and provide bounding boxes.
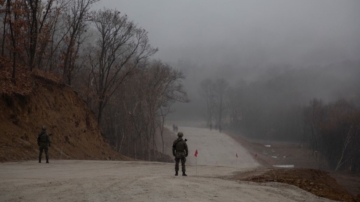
[172,138,188,158]
[37,132,51,147]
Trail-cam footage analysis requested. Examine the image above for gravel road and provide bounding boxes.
[0,126,334,202]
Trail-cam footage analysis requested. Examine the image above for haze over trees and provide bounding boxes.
[195,63,360,173]
[199,78,229,132]
[0,0,187,160]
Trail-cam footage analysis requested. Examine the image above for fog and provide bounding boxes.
[95,1,359,66]
[94,1,360,133]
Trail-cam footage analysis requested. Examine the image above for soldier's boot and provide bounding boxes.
[175,171,178,176]
[39,156,41,163]
[182,172,187,176]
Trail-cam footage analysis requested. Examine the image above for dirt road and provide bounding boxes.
[0,127,334,202]
[0,161,335,202]
[172,126,259,168]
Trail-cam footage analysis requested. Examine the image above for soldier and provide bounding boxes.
[172,132,188,176]
[37,126,51,163]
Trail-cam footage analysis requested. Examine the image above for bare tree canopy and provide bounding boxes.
[0,1,187,161]
[88,8,158,123]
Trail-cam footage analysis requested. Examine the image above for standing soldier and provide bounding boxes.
[172,132,188,176]
[37,126,51,163]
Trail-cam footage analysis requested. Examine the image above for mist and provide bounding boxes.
[94,1,360,138]
[95,0,360,66]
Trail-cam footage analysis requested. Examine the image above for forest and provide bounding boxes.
[0,0,188,160]
[198,64,360,173]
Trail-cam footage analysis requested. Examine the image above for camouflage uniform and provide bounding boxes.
[173,132,188,176]
[37,126,51,163]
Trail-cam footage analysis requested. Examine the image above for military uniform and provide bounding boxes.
[173,132,188,176]
[37,126,51,163]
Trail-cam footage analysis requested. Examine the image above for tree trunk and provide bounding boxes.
[335,126,352,171]
[9,9,16,82]
[29,0,39,71]
[1,0,10,57]
[97,97,105,124]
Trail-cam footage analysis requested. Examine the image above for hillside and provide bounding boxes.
[0,72,129,162]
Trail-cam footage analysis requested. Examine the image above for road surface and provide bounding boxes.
[173,126,259,167]
[0,127,334,202]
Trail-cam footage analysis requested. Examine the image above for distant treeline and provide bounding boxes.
[200,63,360,172]
[304,99,360,172]
[0,0,188,160]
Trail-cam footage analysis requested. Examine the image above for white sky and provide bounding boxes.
[93,0,360,67]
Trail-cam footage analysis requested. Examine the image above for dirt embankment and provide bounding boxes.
[241,168,358,202]
[226,131,360,202]
[0,75,129,162]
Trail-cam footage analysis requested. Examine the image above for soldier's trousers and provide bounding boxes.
[39,146,49,163]
[175,157,186,173]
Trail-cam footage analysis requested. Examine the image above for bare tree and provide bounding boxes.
[227,82,246,128]
[61,0,97,84]
[24,0,62,70]
[199,78,215,128]
[88,9,157,124]
[1,0,67,79]
[100,60,187,160]
[335,125,353,171]
[303,99,360,171]
[7,0,20,81]
[213,78,229,132]
[1,0,10,58]
[148,61,188,155]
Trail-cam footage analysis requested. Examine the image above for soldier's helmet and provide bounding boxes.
[42,126,47,131]
[177,132,183,137]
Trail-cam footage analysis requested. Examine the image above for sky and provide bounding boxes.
[93,0,360,121]
[93,0,360,68]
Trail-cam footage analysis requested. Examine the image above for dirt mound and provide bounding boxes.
[226,131,360,201]
[243,168,357,202]
[0,73,129,162]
